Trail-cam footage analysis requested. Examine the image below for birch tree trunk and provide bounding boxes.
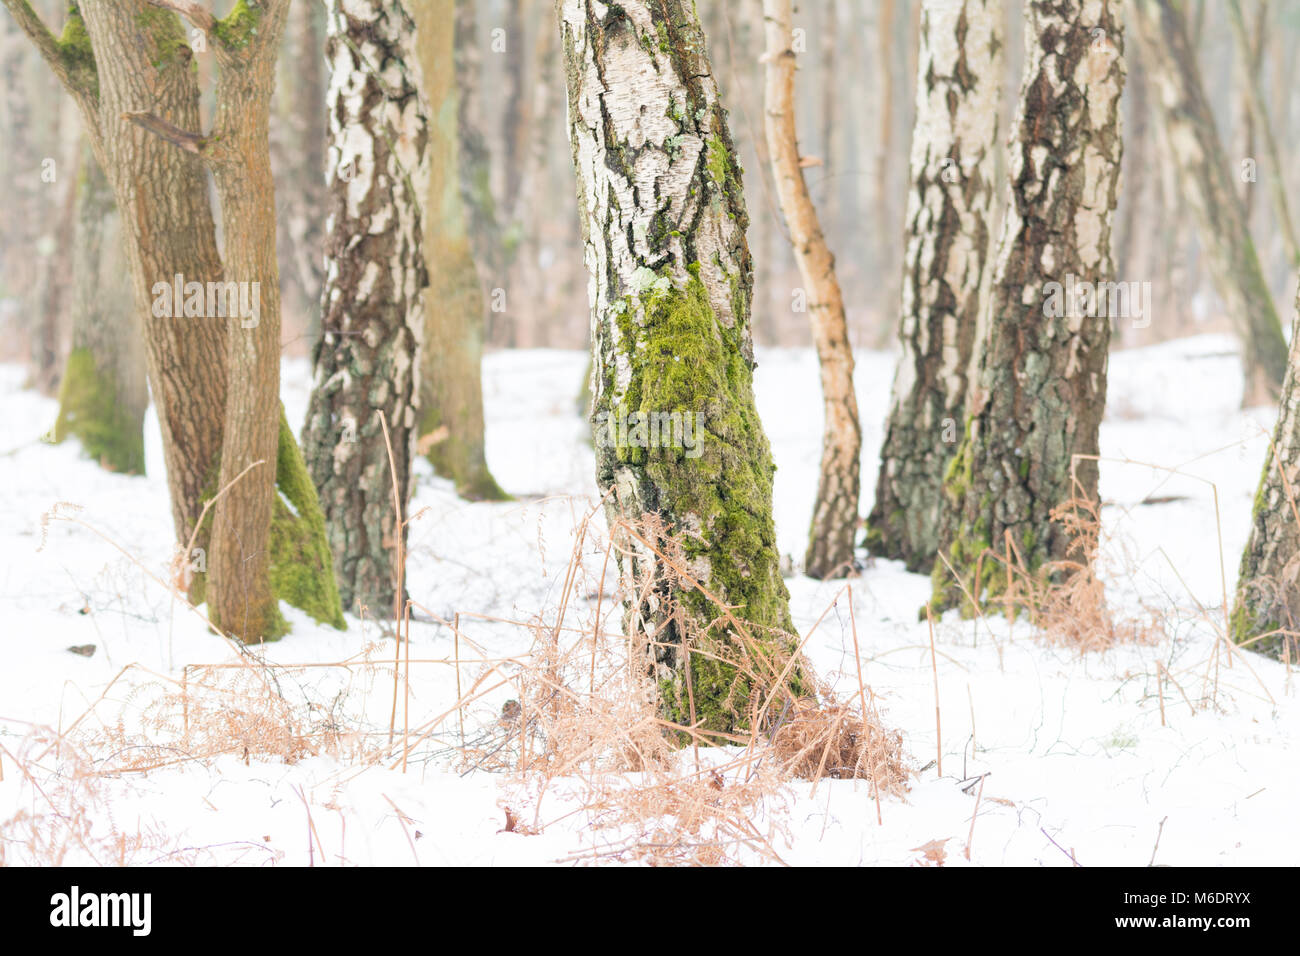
[1232,288,1300,660]
[1129,0,1288,405]
[931,0,1126,614]
[558,0,800,735]
[414,0,507,502]
[866,0,1003,573]
[761,0,861,580]
[302,0,427,618]
[54,143,147,474]
[1225,0,1298,269]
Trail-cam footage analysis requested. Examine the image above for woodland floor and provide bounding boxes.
[0,332,1295,866]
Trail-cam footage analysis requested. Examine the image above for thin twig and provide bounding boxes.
[1148,815,1168,867]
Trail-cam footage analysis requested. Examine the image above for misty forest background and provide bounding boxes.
[7,0,1297,365]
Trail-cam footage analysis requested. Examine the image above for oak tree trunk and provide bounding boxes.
[63,0,231,571]
[8,0,343,639]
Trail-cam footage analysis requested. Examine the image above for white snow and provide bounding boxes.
[0,333,1294,866]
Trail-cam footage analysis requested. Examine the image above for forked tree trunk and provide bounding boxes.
[303,0,427,618]
[1232,288,1300,661]
[414,0,507,502]
[761,0,861,580]
[55,143,147,474]
[1129,0,1288,405]
[8,0,343,639]
[193,2,294,641]
[558,0,800,736]
[931,0,1126,615]
[867,0,1003,573]
[57,0,231,563]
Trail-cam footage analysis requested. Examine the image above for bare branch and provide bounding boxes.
[1,0,98,105]
[141,0,215,34]
[121,111,236,165]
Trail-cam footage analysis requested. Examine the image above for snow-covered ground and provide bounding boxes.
[0,333,1294,866]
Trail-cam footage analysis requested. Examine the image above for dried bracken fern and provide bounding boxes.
[952,491,1162,654]
[1028,496,1162,652]
[456,512,910,865]
[0,727,213,866]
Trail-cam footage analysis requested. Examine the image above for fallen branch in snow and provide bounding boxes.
[1148,815,1169,867]
[1040,826,1083,867]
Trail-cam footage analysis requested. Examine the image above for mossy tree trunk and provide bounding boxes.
[761,0,862,581]
[930,0,1126,615]
[54,142,147,474]
[8,0,232,578]
[302,0,427,618]
[558,0,799,736]
[139,0,295,642]
[866,0,1003,574]
[1129,0,1288,405]
[1232,287,1300,660]
[414,0,507,502]
[8,0,343,640]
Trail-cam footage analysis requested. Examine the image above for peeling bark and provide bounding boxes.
[931,0,1125,614]
[558,0,799,735]
[761,0,861,580]
[867,0,1003,573]
[1232,287,1300,660]
[303,0,427,617]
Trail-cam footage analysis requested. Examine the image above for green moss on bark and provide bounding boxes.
[928,421,1005,617]
[612,275,804,736]
[57,4,97,95]
[270,409,346,631]
[1229,458,1291,658]
[132,3,189,68]
[213,0,260,51]
[190,409,347,637]
[54,348,145,475]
